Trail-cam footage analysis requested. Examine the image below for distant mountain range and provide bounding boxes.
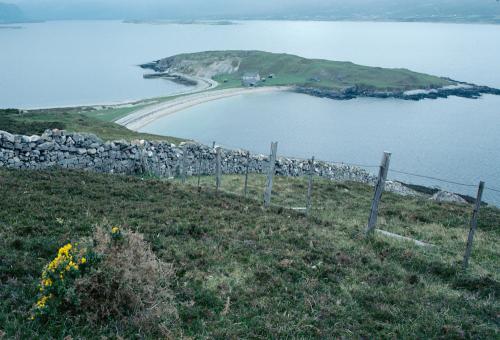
[3,0,500,24]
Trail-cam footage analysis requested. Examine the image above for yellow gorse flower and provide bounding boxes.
[46,243,80,274]
[65,261,79,271]
[36,294,51,309]
[111,226,120,234]
[41,278,53,287]
[80,256,87,264]
[58,243,72,256]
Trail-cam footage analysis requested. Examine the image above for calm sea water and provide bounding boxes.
[1,20,500,202]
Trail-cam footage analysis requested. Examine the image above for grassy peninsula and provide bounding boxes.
[143,50,452,91]
[142,50,500,101]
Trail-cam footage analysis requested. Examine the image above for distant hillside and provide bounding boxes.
[0,2,23,23]
[143,50,452,93]
[11,0,500,24]
[270,0,500,24]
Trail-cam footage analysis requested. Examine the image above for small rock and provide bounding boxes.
[29,135,41,143]
[37,142,55,151]
[2,131,15,143]
[430,191,467,204]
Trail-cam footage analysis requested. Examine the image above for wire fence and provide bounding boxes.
[156,141,498,273]
[166,141,500,206]
[313,157,500,200]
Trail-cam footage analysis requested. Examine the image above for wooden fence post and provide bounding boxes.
[306,156,315,216]
[215,147,222,192]
[462,181,485,271]
[197,157,202,189]
[366,152,391,234]
[244,151,250,197]
[139,145,147,175]
[264,142,278,207]
[181,144,188,183]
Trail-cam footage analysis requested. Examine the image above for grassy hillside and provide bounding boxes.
[0,109,184,143]
[0,169,498,338]
[152,50,453,91]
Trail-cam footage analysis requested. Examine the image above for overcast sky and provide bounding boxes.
[5,0,500,20]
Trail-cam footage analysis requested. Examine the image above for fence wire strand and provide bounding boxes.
[319,160,498,193]
[486,186,500,194]
[389,169,478,188]
[389,168,500,196]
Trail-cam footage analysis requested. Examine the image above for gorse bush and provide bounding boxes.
[32,242,93,320]
[77,226,177,332]
[31,225,177,335]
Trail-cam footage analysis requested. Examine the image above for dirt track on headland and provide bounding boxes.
[116,86,292,131]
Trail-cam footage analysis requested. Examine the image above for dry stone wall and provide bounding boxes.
[0,129,376,183]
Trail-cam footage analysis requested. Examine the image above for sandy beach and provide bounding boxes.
[116,86,292,131]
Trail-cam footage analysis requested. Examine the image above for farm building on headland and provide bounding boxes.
[242,72,261,86]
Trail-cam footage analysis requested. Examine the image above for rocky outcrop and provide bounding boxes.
[0,129,376,184]
[141,55,241,79]
[143,72,198,86]
[429,190,467,204]
[294,82,500,101]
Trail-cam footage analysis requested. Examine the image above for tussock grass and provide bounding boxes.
[0,169,498,338]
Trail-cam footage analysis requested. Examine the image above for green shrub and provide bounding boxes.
[31,242,94,320]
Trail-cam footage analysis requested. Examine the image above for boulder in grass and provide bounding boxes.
[430,191,467,204]
[385,181,421,197]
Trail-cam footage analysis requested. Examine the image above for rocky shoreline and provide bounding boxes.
[294,81,500,101]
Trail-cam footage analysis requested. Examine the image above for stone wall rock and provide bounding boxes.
[0,129,378,185]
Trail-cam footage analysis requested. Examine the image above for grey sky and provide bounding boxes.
[5,0,500,20]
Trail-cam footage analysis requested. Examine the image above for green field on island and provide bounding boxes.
[149,50,453,92]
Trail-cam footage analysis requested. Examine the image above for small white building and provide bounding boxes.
[242,72,261,87]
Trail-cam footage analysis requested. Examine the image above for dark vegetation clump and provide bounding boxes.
[0,109,65,135]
